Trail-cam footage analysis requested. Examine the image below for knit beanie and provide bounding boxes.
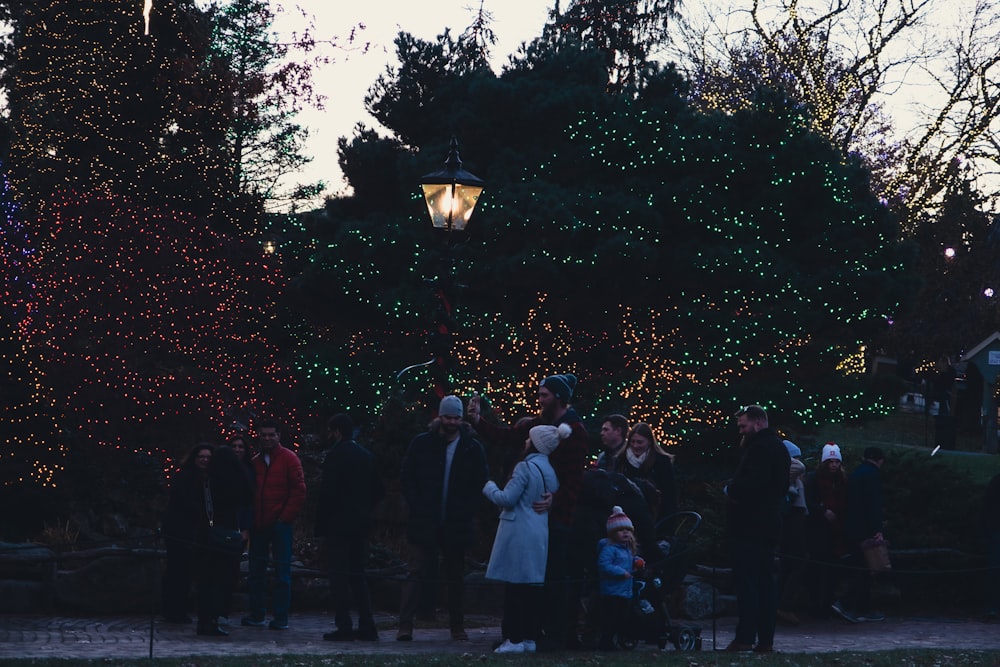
[529,423,572,456]
[540,373,577,403]
[821,443,842,462]
[438,395,463,418]
[783,439,801,458]
[606,505,633,534]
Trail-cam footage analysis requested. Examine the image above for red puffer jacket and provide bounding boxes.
[251,445,306,529]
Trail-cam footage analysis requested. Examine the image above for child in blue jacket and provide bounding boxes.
[597,506,644,650]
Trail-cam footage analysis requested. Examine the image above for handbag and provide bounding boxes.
[209,525,243,554]
[861,536,891,573]
[204,481,243,555]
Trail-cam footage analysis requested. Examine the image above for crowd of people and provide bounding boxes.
[160,419,304,636]
[159,376,896,654]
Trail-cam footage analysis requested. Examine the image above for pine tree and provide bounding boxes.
[4,188,298,460]
[550,0,680,93]
[889,162,1000,362]
[2,0,228,219]
[311,33,912,443]
[208,0,323,221]
[0,306,64,489]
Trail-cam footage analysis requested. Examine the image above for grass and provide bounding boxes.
[816,411,1000,484]
[3,651,1000,666]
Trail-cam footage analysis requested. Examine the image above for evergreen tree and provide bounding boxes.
[671,0,1000,225]
[888,163,1000,362]
[2,0,228,219]
[0,306,64,488]
[0,167,64,492]
[2,188,298,461]
[550,0,680,93]
[208,0,324,221]
[305,33,912,445]
[682,32,908,210]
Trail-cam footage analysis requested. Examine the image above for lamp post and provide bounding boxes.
[420,137,485,233]
[418,137,484,399]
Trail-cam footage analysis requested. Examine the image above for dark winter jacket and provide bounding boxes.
[613,451,678,521]
[725,427,791,546]
[400,421,488,548]
[573,469,656,561]
[162,469,205,544]
[804,467,849,558]
[206,448,254,535]
[315,439,385,537]
[985,473,1000,535]
[474,407,589,528]
[845,460,884,544]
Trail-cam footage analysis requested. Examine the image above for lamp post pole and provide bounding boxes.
[418,137,484,399]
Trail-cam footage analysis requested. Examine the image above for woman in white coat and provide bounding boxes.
[482,422,567,654]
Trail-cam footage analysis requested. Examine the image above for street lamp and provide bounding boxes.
[420,137,485,232]
[404,138,485,400]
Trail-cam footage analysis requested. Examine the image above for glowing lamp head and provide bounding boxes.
[944,247,956,259]
[419,137,484,232]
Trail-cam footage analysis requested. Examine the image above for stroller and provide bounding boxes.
[573,471,702,652]
[618,510,703,652]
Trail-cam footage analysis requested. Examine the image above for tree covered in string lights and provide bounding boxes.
[0,305,66,537]
[680,30,907,212]
[2,0,232,221]
[0,189,300,461]
[0,163,65,499]
[0,305,63,490]
[307,31,912,451]
[670,0,1000,225]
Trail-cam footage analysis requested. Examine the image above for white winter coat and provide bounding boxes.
[482,452,560,583]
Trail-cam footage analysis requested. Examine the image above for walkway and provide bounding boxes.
[3,611,1000,660]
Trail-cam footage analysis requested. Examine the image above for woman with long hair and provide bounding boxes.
[195,444,253,636]
[161,443,214,624]
[613,423,678,521]
[218,433,254,625]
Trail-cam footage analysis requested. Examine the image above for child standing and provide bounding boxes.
[482,423,566,654]
[597,505,643,650]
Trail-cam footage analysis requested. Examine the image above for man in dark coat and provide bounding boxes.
[316,413,385,641]
[396,395,488,641]
[833,446,887,623]
[724,405,791,653]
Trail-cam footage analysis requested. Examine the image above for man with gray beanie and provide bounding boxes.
[468,373,590,650]
[397,395,488,642]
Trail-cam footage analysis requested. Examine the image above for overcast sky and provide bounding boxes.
[272,1,553,207]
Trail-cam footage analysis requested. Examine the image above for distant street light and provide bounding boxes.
[419,137,485,233]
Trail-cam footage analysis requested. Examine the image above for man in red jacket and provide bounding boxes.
[241,419,306,631]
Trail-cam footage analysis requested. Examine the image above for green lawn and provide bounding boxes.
[816,411,1000,484]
